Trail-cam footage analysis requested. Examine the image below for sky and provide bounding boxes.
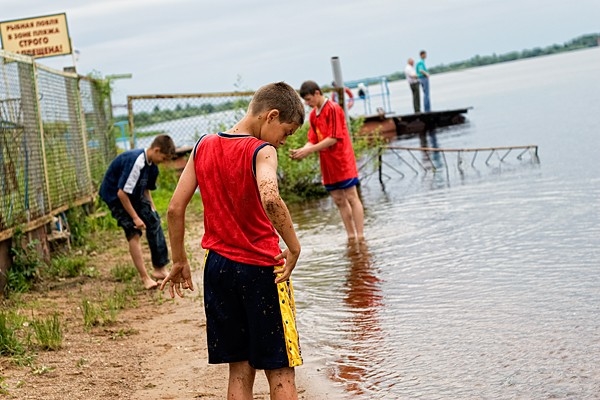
[2,0,599,107]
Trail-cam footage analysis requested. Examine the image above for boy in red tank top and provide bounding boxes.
[161,82,305,400]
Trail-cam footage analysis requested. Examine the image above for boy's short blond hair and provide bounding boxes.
[249,82,305,126]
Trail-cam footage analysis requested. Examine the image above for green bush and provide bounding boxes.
[277,123,327,202]
[153,117,371,206]
[66,203,119,249]
[47,255,90,278]
[277,117,374,203]
[8,231,43,294]
[154,163,203,216]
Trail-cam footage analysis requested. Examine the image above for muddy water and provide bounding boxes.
[290,48,600,399]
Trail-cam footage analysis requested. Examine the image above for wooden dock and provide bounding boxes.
[358,107,472,140]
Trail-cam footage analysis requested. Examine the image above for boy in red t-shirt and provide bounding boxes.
[290,80,365,241]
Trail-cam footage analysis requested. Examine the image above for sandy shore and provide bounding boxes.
[128,266,346,399]
[0,212,346,399]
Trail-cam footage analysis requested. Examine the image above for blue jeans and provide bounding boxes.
[107,199,170,268]
[419,77,431,112]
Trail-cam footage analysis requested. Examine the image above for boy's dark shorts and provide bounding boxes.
[325,177,360,192]
[107,199,157,240]
[203,250,302,370]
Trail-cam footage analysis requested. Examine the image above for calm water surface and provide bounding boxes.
[291,48,600,399]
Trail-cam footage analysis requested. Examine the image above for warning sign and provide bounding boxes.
[0,13,72,59]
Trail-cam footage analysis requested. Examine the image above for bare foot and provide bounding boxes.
[143,277,159,290]
[151,267,168,280]
[347,236,359,245]
[347,233,365,242]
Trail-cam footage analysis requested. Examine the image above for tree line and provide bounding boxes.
[133,98,250,128]
[353,33,599,87]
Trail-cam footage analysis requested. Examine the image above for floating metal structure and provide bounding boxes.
[357,144,540,190]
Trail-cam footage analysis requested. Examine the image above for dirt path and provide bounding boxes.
[0,214,344,399]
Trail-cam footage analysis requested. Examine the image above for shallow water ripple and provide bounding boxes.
[292,50,600,398]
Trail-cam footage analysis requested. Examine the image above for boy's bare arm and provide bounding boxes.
[117,189,144,229]
[167,155,197,263]
[255,145,300,282]
[161,156,197,297]
[290,137,337,160]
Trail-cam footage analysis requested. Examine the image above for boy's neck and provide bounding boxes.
[227,112,266,138]
[313,95,325,110]
[315,96,327,112]
[145,148,154,164]
[226,119,255,137]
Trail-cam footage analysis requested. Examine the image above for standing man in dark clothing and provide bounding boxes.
[404,57,420,113]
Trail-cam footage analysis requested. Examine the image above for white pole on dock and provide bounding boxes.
[330,56,351,125]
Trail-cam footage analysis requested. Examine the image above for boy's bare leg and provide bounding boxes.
[330,189,358,240]
[228,361,255,400]
[346,186,365,240]
[264,367,298,400]
[128,235,158,289]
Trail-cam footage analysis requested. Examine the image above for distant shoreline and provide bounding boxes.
[344,32,600,88]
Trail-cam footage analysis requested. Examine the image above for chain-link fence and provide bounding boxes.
[125,92,256,151]
[124,87,363,152]
[0,50,115,240]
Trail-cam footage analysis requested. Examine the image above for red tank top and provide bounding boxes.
[194,133,283,266]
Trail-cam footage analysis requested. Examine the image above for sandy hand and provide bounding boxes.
[160,261,194,298]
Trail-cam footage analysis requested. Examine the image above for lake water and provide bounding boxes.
[290,48,600,399]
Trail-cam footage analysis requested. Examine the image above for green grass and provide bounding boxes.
[110,264,137,283]
[0,310,65,363]
[47,255,91,278]
[153,164,203,215]
[0,312,26,357]
[81,298,106,330]
[76,357,88,368]
[0,376,9,395]
[31,313,63,351]
[105,286,136,322]
[81,283,137,329]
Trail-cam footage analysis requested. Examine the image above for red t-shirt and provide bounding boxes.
[307,99,358,185]
[194,133,283,266]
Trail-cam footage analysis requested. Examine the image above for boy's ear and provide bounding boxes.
[266,109,280,122]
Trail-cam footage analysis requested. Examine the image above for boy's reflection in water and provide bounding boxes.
[420,130,442,170]
[332,239,384,395]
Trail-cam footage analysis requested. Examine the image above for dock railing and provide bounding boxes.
[358,144,540,189]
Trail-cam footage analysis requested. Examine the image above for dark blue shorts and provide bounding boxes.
[106,199,169,268]
[324,177,359,192]
[203,250,302,370]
